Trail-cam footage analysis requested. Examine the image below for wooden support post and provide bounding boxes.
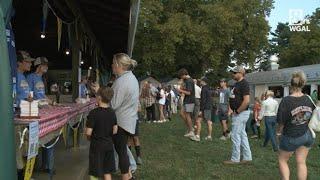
[71,24,80,101]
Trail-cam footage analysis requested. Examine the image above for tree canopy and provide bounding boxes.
[133,0,273,81]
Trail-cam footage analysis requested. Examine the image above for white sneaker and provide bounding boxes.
[228,132,232,138]
[190,135,200,142]
[184,131,195,137]
[219,136,227,140]
[205,136,212,141]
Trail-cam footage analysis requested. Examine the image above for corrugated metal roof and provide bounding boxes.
[246,64,320,85]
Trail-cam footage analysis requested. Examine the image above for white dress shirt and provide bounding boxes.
[195,84,201,99]
[258,97,279,119]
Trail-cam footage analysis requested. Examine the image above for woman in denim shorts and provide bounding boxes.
[277,71,316,180]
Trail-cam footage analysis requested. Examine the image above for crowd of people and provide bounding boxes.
[172,66,318,180]
[139,81,179,123]
[84,52,319,180]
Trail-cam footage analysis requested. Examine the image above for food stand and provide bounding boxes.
[14,99,96,179]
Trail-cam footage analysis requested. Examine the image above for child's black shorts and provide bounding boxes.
[89,146,115,177]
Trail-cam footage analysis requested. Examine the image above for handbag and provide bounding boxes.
[306,95,320,138]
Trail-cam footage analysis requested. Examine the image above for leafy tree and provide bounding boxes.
[133,0,273,81]
[270,8,320,68]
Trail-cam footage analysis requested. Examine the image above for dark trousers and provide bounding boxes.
[146,105,154,121]
[42,147,54,170]
[165,101,172,119]
[263,116,278,151]
[113,127,130,174]
[153,103,160,121]
[251,119,261,138]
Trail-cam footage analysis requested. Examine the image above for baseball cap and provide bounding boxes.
[34,57,48,66]
[201,77,209,84]
[219,78,227,82]
[17,50,35,62]
[231,66,245,74]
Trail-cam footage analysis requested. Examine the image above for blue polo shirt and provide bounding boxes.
[27,73,46,100]
[17,72,30,106]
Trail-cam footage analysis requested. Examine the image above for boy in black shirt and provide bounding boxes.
[86,86,117,180]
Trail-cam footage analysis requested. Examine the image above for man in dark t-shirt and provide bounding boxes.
[224,66,252,165]
[177,68,195,138]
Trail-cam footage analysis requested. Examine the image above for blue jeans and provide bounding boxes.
[251,121,261,137]
[263,116,278,151]
[231,110,252,162]
[280,130,315,152]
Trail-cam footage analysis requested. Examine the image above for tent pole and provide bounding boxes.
[0,4,17,180]
[71,24,80,101]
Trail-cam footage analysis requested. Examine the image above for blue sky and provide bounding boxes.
[268,0,320,33]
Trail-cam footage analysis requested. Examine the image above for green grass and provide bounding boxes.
[134,115,320,180]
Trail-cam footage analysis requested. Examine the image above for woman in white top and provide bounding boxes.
[158,87,167,123]
[258,90,279,152]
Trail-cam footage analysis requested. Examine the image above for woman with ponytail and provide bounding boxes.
[277,71,315,180]
[111,53,139,180]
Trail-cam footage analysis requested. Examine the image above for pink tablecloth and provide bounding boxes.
[15,99,96,138]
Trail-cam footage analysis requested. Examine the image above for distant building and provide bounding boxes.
[166,78,180,87]
[246,64,320,102]
[139,76,161,88]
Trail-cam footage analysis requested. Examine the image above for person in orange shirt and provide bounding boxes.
[251,97,261,139]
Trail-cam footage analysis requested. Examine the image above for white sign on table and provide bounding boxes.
[28,121,39,159]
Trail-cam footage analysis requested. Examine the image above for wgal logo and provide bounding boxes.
[289,9,311,32]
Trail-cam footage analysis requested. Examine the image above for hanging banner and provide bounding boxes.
[42,0,49,33]
[57,17,62,50]
[6,23,18,109]
[27,121,39,159]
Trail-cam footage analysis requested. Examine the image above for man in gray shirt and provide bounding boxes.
[218,78,231,140]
